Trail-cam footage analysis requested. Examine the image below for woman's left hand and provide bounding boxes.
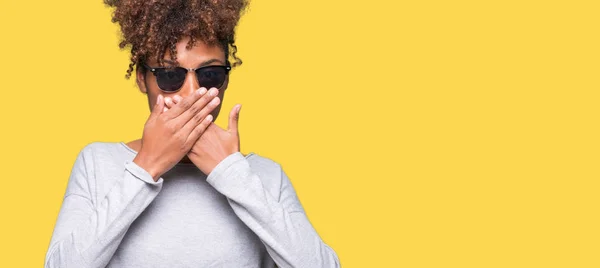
[165,94,242,175]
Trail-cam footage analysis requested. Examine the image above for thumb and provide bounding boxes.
[151,94,164,118]
[228,104,241,134]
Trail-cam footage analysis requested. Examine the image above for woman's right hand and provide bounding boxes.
[133,87,221,181]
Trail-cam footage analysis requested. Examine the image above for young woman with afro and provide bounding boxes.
[45,0,340,267]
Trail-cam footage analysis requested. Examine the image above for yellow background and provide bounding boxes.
[0,0,598,267]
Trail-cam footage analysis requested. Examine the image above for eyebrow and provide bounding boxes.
[162,58,225,67]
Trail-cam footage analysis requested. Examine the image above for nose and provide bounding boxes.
[177,70,200,98]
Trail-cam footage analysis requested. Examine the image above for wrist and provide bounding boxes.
[133,152,161,182]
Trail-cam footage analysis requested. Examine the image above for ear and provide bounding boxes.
[136,64,148,94]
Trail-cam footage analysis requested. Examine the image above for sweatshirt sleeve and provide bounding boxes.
[45,145,164,268]
[206,152,341,268]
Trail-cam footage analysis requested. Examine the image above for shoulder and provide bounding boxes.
[244,152,283,174]
[76,141,133,167]
[71,142,105,173]
[244,152,286,198]
[70,141,133,204]
[78,141,134,168]
[80,141,127,157]
[245,152,305,212]
[72,141,129,169]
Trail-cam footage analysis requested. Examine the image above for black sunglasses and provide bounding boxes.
[143,63,231,93]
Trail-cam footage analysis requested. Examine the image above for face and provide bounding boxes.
[136,36,229,121]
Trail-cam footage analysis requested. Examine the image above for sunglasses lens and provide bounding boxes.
[156,68,187,92]
[196,66,228,89]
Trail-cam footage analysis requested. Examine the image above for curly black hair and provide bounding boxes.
[103,0,249,79]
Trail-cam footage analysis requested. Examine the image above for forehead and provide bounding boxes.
[151,36,226,67]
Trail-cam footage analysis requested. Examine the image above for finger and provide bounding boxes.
[151,94,164,118]
[173,95,182,104]
[184,114,213,147]
[163,87,208,120]
[179,95,221,136]
[163,107,168,113]
[228,104,241,134]
[165,97,174,108]
[175,87,219,128]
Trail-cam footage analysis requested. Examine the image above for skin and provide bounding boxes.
[128,36,242,176]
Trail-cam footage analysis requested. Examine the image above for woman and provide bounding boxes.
[44,0,340,267]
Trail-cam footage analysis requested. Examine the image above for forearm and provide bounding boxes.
[206,153,340,268]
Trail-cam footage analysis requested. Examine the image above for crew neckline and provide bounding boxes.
[119,141,198,166]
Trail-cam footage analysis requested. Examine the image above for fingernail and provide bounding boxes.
[209,88,218,96]
[197,87,207,96]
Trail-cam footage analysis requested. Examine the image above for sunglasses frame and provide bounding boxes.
[143,63,231,93]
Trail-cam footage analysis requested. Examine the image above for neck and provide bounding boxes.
[180,155,193,164]
[127,139,194,164]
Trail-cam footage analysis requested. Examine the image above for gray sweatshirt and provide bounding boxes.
[45,142,340,268]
